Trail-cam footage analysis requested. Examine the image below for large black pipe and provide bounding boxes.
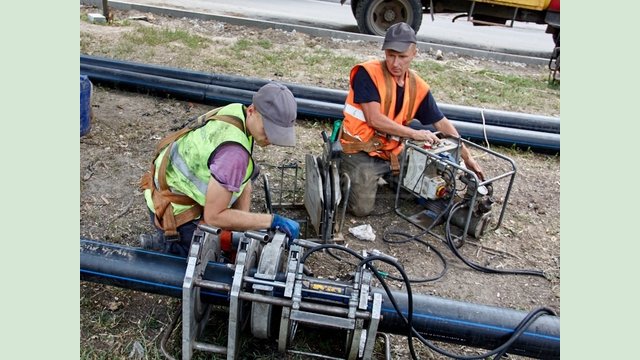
[80,55,560,134]
[80,64,559,151]
[80,239,559,359]
[415,121,560,152]
[81,64,343,120]
[81,54,346,105]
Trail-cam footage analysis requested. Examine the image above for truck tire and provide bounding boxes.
[355,0,423,36]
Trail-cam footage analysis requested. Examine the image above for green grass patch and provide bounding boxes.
[123,26,210,49]
[411,58,559,112]
[230,38,273,52]
[219,39,359,79]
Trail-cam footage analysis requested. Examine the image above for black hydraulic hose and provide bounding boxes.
[381,230,447,283]
[357,255,419,360]
[160,302,181,360]
[444,203,547,278]
[81,63,560,151]
[80,54,560,134]
[80,239,559,359]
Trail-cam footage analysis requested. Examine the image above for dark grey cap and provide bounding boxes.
[382,22,417,52]
[253,82,297,147]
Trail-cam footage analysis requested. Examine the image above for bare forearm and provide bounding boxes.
[434,117,485,180]
[203,178,272,230]
[361,102,425,140]
[204,208,272,231]
[368,111,417,138]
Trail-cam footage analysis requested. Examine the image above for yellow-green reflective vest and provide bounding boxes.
[144,103,255,216]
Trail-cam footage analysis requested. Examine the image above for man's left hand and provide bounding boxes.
[465,158,485,181]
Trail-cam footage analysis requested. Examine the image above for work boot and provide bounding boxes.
[139,232,165,251]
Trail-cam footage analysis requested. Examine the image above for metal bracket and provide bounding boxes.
[251,233,286,339]
[182,225,228,360]
[361,293,383,359]
[227,236,259,359]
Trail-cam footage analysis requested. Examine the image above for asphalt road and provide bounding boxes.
[83,0,554,61]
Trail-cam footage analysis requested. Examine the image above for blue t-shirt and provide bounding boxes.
[352,67,443,126]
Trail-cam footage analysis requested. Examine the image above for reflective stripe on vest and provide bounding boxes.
[170,142,209,196]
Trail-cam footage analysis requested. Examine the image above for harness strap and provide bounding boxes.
[405,70,418,124]
[389,153,400,175]
[340,131,384,153]
[340,131,401,175]
[140,108,246,237]
[380,60,394,117]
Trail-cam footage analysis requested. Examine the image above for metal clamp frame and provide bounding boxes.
[182,225,227,360]
[251,233,287,339]
[182,226,261,360]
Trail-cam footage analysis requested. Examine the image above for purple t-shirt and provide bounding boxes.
[208,143,250,193]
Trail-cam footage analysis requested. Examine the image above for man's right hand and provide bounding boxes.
[271,214,300,242]
[412,129,440,145]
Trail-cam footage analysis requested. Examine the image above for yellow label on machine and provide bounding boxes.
[309,283,345,295]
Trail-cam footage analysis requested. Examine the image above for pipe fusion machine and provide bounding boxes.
[180,227,387,360]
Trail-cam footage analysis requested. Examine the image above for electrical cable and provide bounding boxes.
[381,229,447,282]
[481,108,491,151]
[444,201,547,278]
[159,302,182,360]
[380,170,459,283]
[357,255,418,360]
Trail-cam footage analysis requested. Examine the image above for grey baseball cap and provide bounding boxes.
[253,82,297,147]
[382,22,417,52]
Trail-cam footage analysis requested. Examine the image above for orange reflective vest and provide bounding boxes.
[340,60,430,168]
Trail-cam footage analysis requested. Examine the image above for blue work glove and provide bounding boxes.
[271,214,300,243]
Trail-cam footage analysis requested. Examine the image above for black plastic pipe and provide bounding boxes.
[80,54,560,134]
[437,103,559,134]
[80,64,559,151]
[80,239,560,359]
[414,121,560,151]
[81,54,346,105]
[81,64,343,120]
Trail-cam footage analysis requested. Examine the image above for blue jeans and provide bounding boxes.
[148,211,199,257]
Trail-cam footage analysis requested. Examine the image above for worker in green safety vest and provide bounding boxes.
[139,82,300,256]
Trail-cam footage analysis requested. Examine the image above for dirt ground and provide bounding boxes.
[80,5,560,360]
